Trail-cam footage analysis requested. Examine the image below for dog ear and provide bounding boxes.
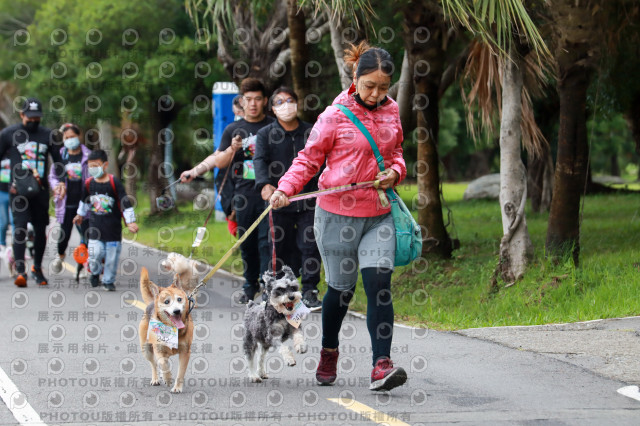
[140,267,159,305]
[281,265,296,282]
[262,270,275,292]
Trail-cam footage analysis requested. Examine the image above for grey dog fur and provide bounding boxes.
[242,266,307,382]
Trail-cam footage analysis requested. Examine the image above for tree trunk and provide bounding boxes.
[610,154,620,177]
[528,147,554,213]
[287,0,312,122]
[540,150,554,211]
[394,51,417,141]
[545,0,600,264]
[465,147,496,180]
[628,94,640,159]
[97,119,119,178]
[148,109,172,215]
[403,1,452,259]
[328,12,356,90]
[0,82,19,127]
[545,70,590,263]
[499,51,533,282]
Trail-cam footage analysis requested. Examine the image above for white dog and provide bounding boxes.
[159,252,201,294]
[1,245,16,277]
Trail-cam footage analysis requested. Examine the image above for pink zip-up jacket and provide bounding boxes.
[277,84,406,217]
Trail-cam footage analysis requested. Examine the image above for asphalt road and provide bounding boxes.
[0,221,639,425]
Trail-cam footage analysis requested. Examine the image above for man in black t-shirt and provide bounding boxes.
[0,97,65,287]
[181,78,273,303]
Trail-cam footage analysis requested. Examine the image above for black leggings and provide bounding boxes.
[11,192,49,274]
[58,206,88,256]
[321,267,394,366]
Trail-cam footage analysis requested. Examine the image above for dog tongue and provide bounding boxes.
[169,314,185,329]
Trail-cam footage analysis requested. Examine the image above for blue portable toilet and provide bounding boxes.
[212,81,239,221]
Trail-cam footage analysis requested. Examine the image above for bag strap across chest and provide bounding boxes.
[335,104,396,203]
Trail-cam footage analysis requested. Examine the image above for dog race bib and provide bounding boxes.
[148,319,178,349]
[286,300,311,328]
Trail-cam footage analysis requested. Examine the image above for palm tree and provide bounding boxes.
[442,0,551,281]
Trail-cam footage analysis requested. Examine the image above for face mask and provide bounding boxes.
[24,121,39,132]
[273,103,298,122]
[64,137,80,150]
[234,115,242,121]
[89,166,104,179]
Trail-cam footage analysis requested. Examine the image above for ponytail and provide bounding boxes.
[343,40,371,76]
[344,41,394,80]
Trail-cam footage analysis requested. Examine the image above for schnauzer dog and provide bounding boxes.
[243,266,307,382]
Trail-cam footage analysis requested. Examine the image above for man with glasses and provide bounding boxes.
[181,78,273,304]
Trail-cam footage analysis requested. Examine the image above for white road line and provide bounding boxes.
[617,385,640,402]
[0,365,47,425]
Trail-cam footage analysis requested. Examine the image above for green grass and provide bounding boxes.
[133,184,640,330]
[385,186,640,330]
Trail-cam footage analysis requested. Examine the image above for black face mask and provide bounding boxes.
[354,93,388,111]
[24,121,40,133]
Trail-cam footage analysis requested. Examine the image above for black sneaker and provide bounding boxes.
[31,266,48,286]
[103,283,116,292]
[238,292,253,305]
[302,290,322,312]
[90,274,100,288]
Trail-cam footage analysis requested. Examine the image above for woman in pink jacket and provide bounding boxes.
[270,42,408,392]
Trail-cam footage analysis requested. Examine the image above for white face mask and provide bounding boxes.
[273,103,298,122]
[64,137,80,150]
[89,166,104,179]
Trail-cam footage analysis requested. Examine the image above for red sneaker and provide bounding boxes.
[316,349,339,385]
[370,357,407,391]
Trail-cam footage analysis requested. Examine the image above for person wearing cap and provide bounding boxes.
[0,97,65,287]
[49,123,91,277]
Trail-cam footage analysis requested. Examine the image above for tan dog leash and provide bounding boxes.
[185,179,381,313]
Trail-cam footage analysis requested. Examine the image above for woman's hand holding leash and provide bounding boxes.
[270,190,290,210]
[376,169,399,190]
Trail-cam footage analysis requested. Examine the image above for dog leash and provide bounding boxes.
[188,166,231,259]
[185,179,381,312]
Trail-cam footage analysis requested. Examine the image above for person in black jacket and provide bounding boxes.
[0,97,65,286]
[254,87,323,310]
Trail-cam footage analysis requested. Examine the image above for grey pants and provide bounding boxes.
[313,206,395,291]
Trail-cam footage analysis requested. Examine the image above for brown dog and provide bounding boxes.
[138,267,193,393]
